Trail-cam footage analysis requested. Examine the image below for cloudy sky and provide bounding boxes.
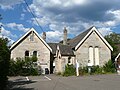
[1,0,120,44]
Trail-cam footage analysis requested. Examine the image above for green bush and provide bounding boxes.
[9,57,39,76]
[103,60,116,73]
[91,66,103,74]
[62,60,116,77]
[79,66,104,75]
[79,60,116,75]
[79,67,88,76]
[63,64,76,76]
[21,68,38,76]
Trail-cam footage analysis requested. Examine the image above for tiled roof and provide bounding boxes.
[68,26,94,48]
[48,43,58,55]
[59,44,74,56]
[48,26,113,56]
[48,43,74,56]
[48,26,94,56]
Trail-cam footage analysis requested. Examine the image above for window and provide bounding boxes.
[33,51,37,57]
[88,46,100,66]
[25,51,29,57]
[30,32,34,41]
[88,46,94,66]
[59,56,61,59]
[95,46,99,65]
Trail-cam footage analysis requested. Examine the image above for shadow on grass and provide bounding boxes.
[8,80,36,90]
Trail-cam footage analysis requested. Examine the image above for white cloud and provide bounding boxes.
[5,23,29,32]
[0,27,17,38]
[98,27,113,36]
[104,10,120,27]
[0,0,23,9]
[0,27,16,45]
[46,30,63,42]
[32,0,88,8]
[31,16,51,26]
[2,0,120,42]
[28,0,120,41]
[108,10,120,20]
[20,13,25,20]
[1,22,29,44]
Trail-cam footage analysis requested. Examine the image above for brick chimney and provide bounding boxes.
[63,27,67,45]
[42,32,46,41]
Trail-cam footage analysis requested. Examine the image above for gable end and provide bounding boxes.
[10,28,52,52]
[75,26,113,51]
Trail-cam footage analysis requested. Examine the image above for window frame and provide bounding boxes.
[25,50,29,57]
[33,51,37,57]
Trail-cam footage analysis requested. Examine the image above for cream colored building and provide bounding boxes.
[10,28,52,74]
[10,26,113,74]
[49,26,113,73]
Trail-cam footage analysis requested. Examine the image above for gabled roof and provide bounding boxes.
[68,26,93,48]
[10,28,52,52]
[48,43,74,56]
[48,43,58,55]
[68,26,113,51]
[115,53,120,61]
[58,44,74,56]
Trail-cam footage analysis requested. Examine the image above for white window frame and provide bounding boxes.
[95,47,99,65]
[88,46,94,66]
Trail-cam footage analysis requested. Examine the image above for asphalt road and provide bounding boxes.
[9,74,120,90]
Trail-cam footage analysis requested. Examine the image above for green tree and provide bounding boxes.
[105,33,120,60]
[103,60,116,73]
[0,38,10,90]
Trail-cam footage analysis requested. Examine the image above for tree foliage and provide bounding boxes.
[63,64,76,76]
[105,33,120,60]
[0,38,10,90]
[9,57,38,76]
[103,60,116,73]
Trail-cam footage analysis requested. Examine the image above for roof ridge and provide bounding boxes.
[10,28,52,52]
[70,26,94,40]
[68,26,93,48]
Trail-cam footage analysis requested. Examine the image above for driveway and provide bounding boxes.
[8,74,120,90]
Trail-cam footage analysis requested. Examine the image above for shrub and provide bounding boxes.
[79,66,104,75]
[91,66,103,74]
[21,68,38,76]
[9,57,39,76]
[103,60,116,73]
[63,64,76,76]
[79,67,88,76]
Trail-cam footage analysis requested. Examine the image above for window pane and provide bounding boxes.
[33,51,37,57]
[25,51,29,57]
[88,46,94,66]
[95,47,99,65]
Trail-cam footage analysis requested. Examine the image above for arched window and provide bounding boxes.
[33,51,37,57]
[25,51,29,57]
[95,46,99,65]
[88,46,94,66]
